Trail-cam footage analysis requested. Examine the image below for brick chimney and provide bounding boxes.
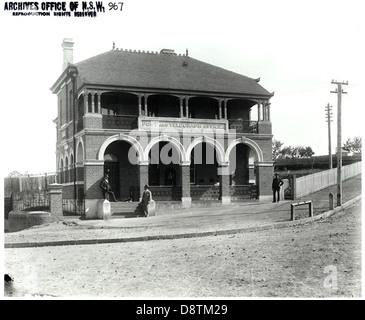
[62,38,74,71]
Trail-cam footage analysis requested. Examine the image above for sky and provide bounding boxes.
[0,0,364,178]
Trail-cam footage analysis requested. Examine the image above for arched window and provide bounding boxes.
[60,159,64,183]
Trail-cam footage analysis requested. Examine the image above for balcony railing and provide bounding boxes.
[228,119,258,133]
[95,115,259,134]
[103,115,138,130]
[191,185,220,200]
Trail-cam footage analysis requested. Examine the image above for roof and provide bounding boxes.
[71,49,272,97]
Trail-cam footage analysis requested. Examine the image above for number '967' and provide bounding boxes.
[108,2,123,10]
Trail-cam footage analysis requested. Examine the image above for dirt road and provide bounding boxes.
[4,200,361,298]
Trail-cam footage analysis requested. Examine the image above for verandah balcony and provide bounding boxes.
[100,114,258,134]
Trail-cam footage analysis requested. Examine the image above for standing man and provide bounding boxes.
[100,173,118,202]
[142,184,152,217]
[272,173,284,203]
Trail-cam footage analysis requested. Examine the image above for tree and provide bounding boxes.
[272,139,315,159]
[343,136,362,154]
[272,139,284,160]
[278,145,315,159]
[298,146,315,158]
[7,171,22,178]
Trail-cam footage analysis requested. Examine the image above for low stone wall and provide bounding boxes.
[8,211,53,232]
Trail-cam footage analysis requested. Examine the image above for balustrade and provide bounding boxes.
[228,119,258,133]
[103,115,138,130]
[229,185,257,199]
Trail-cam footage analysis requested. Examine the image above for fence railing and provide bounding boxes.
[295,161,362,198]
[12,192,50,211]
[62,198,84,215]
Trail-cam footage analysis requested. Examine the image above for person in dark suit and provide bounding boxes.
[272,173,284,203]
[142,184,152,217]
[100,174,118,202]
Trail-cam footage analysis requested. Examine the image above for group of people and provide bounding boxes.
[100,172,285,216]
[100,173,152,216]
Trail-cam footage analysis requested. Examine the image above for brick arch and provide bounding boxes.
[225,137,263,163]
[58,156,64,171]
[97,133,143,162]
[143,135,186,163]
[186,136,225,164]
[76,137,85,164]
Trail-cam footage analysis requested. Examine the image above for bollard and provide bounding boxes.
[290,204,295,221]
[309,201,313,217]
[329,193,334,210]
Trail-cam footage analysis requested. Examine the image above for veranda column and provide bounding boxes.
[138,94,142,116]
[91,91,95,113]
[144,94,148,116]
[84,90,88,114]
[262,101,267,120]
[180,161,191,208]
[219,163,231,205]
[179,96,184,118]
[97,92,102,114]
[185,97,189,118]
[223,99,228,119]
[218,99,222,119]
[257,101,261,121]
[138,161,149,201]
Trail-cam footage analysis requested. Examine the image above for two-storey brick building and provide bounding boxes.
[51,39,274,217]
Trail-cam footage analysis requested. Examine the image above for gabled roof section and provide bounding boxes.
[73,49,272,97]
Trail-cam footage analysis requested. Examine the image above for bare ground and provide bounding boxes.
[4,200,361,298]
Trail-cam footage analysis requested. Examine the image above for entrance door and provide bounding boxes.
[104,162,120,199]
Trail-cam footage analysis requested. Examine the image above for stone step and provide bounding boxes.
[110,202,144,218]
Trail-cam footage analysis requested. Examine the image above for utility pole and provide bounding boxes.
[325,103,333,169]
[331,80,348,206]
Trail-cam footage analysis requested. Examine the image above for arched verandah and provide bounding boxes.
[103,140,140,201]
[147,141,182,200]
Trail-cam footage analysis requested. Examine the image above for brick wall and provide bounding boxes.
[49,184,63,221]
[181,165,190,198]
[84,164,104,199]
[84,114,103,130]
[84,134,108,159]
[62,185,75,199]
[256,165,274,197]
[138,165,149,200]
[257,121,272,135]
[219,173,230,197]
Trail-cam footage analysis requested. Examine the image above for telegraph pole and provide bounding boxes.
[331,80,348,206]
[325,103,333,169]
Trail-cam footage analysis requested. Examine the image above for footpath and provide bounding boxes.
[4,175,361,248]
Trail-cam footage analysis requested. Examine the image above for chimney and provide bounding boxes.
[62,38,74,71]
